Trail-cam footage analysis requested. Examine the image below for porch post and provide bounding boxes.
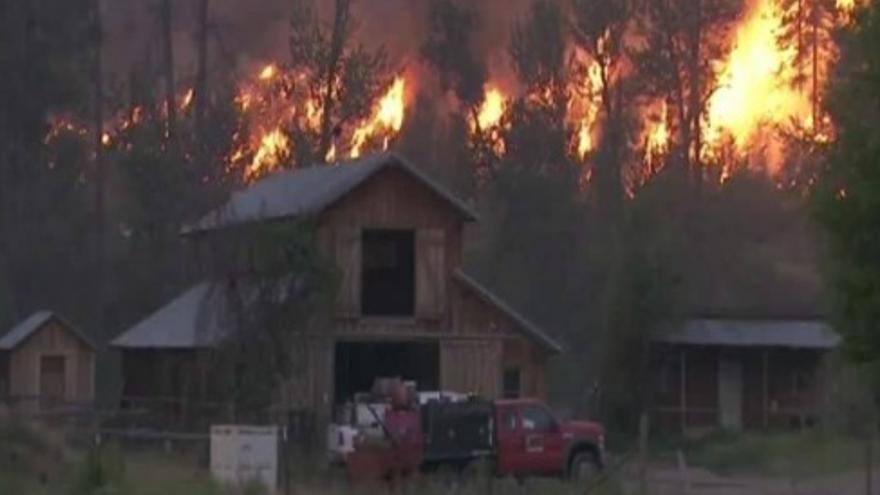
[762,349,769,429]
[679,348,687,434]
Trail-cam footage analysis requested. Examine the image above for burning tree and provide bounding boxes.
[637,0,743,183]
[778,0,840,129]
[571,0,639,214]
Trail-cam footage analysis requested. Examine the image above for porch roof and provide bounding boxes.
[656,318,840,350]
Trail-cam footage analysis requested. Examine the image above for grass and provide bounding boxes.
[0,416,626,495]
[667,429,870,478]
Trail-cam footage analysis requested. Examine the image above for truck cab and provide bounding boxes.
[494,399,604,480]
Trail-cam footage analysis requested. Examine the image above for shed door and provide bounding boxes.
[718,357,743,431]
[40,355,66,403]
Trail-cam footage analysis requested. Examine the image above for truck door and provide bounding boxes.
[518,404,566,474]
[495,405,523,474]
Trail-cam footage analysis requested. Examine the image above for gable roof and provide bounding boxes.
[453,270,563,354]
[656,318,840,349]
[0,311,95,351]
[111,283,231,349]
[184,152,477,234]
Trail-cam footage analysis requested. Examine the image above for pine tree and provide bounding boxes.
[288,0,389,164]
[777,0,839,131]
[637,0,742,183]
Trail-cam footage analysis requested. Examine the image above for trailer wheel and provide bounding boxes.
[569,451,600,484]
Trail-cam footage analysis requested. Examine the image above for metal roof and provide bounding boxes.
[184,152,478,234]
[0,311,95,351]
[111,283,232,349]
[114,273,564,353]
[453,270,563,354]
[656,318,840,349]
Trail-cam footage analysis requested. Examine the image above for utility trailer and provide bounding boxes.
[345,396,605,485]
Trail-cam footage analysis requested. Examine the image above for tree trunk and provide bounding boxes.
[811,2,819,132]
[161,0,176,141]
[194,0,209,163]
[795,0,804,90]
[0,0,21,320]
[318,0,349,162]
[689,0,704,187]
[92,0,106,336]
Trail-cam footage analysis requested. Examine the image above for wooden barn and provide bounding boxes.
[0,311,96,410]
[652,318,839,434]
[112,153,561,428]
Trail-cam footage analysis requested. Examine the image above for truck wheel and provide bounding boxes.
[569,451,600,484]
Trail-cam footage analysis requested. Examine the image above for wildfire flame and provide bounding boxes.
[703,0,805,167]
[469,85,509,156]
[643,102,670,169]
[43,0,861,188]
[259,64,277,81]
[475,87,507,131]
[180,88,194,111]
[245,128,290,181]
[350,76,407,159]
[575,62,603,160]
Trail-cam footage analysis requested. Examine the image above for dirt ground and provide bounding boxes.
[635,464,880,495]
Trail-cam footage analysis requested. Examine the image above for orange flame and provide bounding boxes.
[644,102,670,168]
[259,64,277,81]
[350,76,406,159]
[572,52,605,160]
[701,0,851,173]
[469,85,509,156]
[474,86,507,131]
[180,88,194,111]
[244,128,290,180]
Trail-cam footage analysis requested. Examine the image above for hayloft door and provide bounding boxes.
[718,357,744,431]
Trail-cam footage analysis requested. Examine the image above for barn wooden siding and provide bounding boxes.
[4,319,94,408]
[653,345,830,433]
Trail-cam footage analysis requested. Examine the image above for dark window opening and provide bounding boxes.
[361,229,415,316]
[334,341,439,404]
[503,367,522,399]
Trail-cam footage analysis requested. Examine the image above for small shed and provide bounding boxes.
[652,318,839,433]
[0,311,96,409]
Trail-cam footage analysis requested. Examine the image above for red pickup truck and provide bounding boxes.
[494,398,605,481]
[345,396,605,484]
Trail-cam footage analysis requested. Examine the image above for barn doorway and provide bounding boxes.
[334,341,439,403]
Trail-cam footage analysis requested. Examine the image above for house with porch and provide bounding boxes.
[652,317,840,433]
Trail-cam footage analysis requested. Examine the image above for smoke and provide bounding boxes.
[99,0,534,95]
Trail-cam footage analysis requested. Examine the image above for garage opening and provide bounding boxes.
[334,341,439,403]
[361,229,415,316]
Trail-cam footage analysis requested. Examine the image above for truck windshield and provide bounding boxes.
[521,405,555,432]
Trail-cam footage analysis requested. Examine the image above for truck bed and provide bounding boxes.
[421,399,494,464]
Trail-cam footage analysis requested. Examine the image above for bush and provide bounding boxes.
[681,429,867,477]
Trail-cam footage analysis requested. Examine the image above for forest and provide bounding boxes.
[0,0,865,426]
